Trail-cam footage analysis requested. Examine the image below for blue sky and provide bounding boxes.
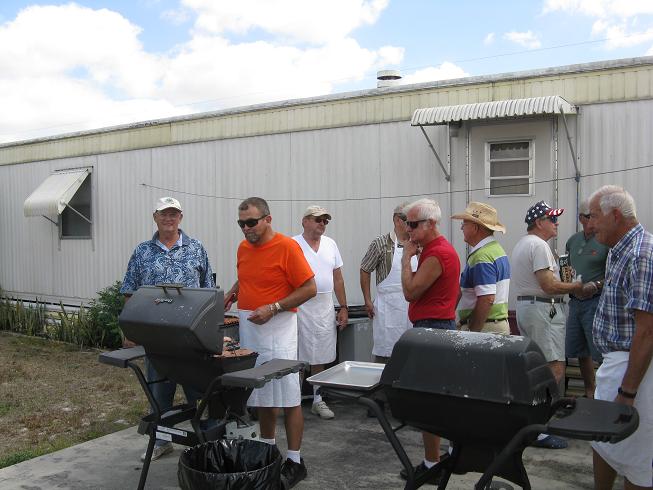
[1,0,652,143]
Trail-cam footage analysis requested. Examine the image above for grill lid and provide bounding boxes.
[119,285,224,355]
[381,329,558,405]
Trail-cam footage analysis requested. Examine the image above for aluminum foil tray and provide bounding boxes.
[307,361,384,391]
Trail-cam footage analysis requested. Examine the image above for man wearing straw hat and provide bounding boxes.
[451,202,511,335]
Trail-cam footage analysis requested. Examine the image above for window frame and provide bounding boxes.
[484,138,534,197]
[57,168,93,240]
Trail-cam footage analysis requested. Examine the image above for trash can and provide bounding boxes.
[178,439,282,490]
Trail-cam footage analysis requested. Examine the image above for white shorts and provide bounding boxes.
[516,300,566,362]
[591,351,653,487]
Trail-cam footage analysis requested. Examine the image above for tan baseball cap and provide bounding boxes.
[451,202,506,233]
[303,205,331,220]
[154,197,182,213]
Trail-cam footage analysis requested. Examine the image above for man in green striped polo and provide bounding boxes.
[452,202,511,335]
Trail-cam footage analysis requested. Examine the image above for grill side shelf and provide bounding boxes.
[98,346,146,368]
[220,359,308,388]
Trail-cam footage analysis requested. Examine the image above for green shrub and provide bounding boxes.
[0,282,125,349]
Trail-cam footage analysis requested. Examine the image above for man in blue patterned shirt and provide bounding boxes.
[120,196,215,462]
[588,185,653,490]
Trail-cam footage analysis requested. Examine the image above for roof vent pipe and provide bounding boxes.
[377,69,401,88]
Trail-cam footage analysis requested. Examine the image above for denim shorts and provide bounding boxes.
[565,296,602,362]
[413,319,456,330]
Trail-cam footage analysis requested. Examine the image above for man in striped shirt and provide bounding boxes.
[452,202,510,335]
[587,185,653,490]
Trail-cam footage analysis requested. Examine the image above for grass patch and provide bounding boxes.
[0,331,150,469]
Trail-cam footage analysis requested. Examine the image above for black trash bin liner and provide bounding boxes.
[178,439,282,490]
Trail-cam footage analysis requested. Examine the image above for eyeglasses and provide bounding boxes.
[541,216,559,224]
[314,217,329,225]
[237,215,268,229]
[406,219,428,229]
[394,213,407,222]
[580,213,591,219]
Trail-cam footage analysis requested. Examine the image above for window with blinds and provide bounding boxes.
[486,141,532,196]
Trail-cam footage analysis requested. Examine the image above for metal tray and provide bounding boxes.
[307,361,384,391]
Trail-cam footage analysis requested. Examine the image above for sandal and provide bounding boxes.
[531,435,568,449]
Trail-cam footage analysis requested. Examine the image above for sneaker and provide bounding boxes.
[531,434,568,449]
[311,401,335,419]
[399,461,443,485]
[281,457,307,489]
[140,442,173,462]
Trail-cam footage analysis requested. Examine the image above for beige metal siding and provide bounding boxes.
[2,59,653,167]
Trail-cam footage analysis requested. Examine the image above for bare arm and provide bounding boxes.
[402,241,441,302]
[617,309,653,405]
[333,267,348,330]
[224,281,239,310]
[248,277,317,325]
[467,294,495,332]
[535,269,585,296]
[360,269,374,318]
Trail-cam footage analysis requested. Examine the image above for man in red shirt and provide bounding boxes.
[224,197,317,489]
[400,198,461,484]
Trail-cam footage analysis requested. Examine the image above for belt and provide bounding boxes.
[459,318,508,326]
[569,293,601,301]
[517,296,565,304]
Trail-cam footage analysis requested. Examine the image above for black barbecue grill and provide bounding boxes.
[99,284,306,490]
[309,328,639,490]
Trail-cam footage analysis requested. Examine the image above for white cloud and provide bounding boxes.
[503,31,541,49]
[161,8,191,25]
[543,0,653,51]
[543,0,653,18]
[483,32,495,45]
[183,0,389,44]
[401,62,469,85]
[0,1,402,143]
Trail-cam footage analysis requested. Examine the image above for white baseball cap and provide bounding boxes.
[303,205,331,220]
[154,196,182,213]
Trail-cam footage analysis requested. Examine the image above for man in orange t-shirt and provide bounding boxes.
[224,197,316,489]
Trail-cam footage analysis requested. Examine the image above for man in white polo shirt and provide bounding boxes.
[294,205,348,420]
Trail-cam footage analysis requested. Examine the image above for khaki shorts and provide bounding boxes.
[460,319,510,336]
[516,300,566,362]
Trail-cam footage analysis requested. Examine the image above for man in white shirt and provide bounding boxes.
[511,200,593,449]
[293,205,348,420]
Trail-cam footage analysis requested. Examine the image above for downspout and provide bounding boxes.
[553,116,559,251]
[560,110,581,233]
[447,123,453,240]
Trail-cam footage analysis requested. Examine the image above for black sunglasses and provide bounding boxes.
[237,215,268,229]
[314,217,329,225]
[406,219,428,229]
[580,213,591,219]
[541,215,559,224]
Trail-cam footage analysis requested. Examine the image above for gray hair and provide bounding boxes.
[239,197,270,216]
[393,202,409,215]
[405,198,441,223]
[578,199,590,216]
[589,185,637,219]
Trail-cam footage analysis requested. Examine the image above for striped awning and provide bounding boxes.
[24,169,90,218]
[411,95,576,126]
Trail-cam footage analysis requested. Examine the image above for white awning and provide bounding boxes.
[411,95,577,126]
[24,169,90,218]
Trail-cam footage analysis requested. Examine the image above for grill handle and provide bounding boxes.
[155,283,185,295]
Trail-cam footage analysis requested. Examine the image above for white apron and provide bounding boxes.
[372,244,416,357]
[238,310,301,407]
[297,292,336,365]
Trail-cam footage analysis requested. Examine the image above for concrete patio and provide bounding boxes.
[0,396,607,490]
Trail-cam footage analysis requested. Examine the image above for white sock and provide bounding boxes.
[259,437,276,445]
[287,449,301,464]
[313,393,323,404]
[423,459,436,468]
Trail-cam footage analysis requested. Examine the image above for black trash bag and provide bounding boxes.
[178,439,282,490]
